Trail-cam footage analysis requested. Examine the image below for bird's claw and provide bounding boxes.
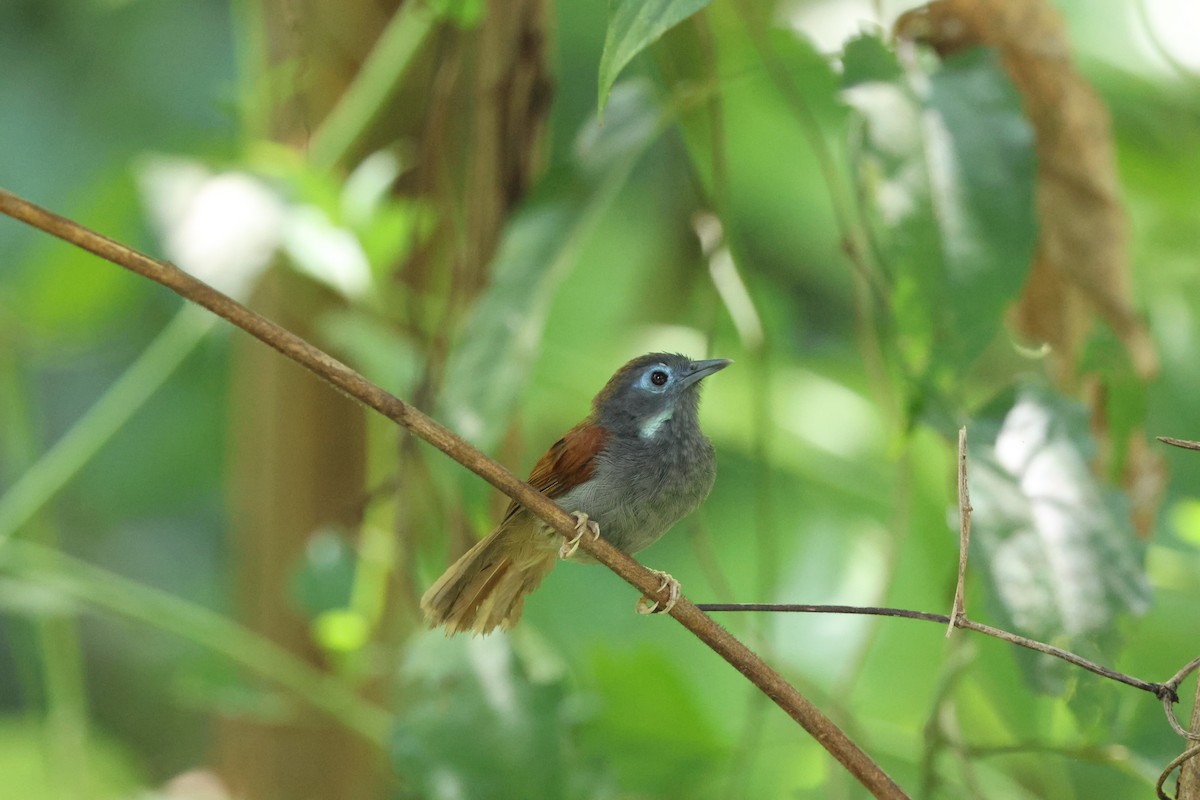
[559,512,600,559]
[636,569,680,615]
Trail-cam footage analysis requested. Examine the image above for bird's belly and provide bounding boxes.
[554,458,713,556]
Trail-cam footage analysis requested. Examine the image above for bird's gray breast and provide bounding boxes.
[555,421,715,555]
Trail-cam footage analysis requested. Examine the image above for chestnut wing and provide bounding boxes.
[501,421,607,524]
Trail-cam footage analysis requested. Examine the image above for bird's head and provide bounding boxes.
[592,352,731,438]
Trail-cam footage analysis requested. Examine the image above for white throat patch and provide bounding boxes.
[640,408,673,439]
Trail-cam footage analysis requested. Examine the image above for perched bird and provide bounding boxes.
[421,352,730,635]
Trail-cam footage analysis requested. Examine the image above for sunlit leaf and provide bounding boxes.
[340,149,404,228]
[895,0,1158,381]
[598,0,712,119]
[439,83,663,452]
[430,0,485,28]
[845,44,1037,379]
[282,205,373,299]
[968,386,1151,688]
[926,50,1038,342]
[136,155,284,302]
[312,608,369,653]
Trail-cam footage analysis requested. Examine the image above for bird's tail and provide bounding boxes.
[421,517,558,635]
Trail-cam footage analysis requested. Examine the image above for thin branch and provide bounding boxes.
[1160,746,1200,800]
[1156,441,1200,796]
[948,426,971,637]
[1178,662,1200,797]
[958,616,1164,696]
[1165,696,1200,741]
[701,603,951,623]
[0,188,910,800]
[1159,436,1200,452]
[1163,657,1200,741]
[696,602,1165,696]
[964,742,1128,762]
[1165,657,1200,693]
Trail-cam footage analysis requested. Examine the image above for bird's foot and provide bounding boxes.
[636,569,681,615]
[559,511,600,559]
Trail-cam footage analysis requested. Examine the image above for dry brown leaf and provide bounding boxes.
[896,0,1163,536]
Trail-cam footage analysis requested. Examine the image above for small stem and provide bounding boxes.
[1159,436,1200,452]
[1,540,393,745]
[0,343,93,798]
[34,613,91,800]
[697,602,1165,696]
[1165,656,1200,693]
[1160,746,1200,800]
[948,426,971,636]
[307,2,435,170]
[0,306,214,545]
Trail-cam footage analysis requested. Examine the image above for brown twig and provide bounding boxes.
[0,188,910,800]
[1160,746,1200,800]
[948,426,971,637]
[696,603,1165,696]
[1162,657,1200,739]
[1158,438,1200,799]
[1159,436,1200,451]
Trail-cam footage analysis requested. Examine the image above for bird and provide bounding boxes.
[421,352,730,635]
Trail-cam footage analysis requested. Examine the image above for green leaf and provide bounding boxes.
[288,527,357,618]
[312,608,370,653]
[393,633,603,799]
[598,0,713,119]
[317,309,423,397]
[846,47,1037,380]
[840,33,902,88]
[0,719,145,800]
[11,175,148,342]
[968,386,1151,690]
[431,0,485,28]
[1078,325,1149,480]
[439,82,663,453]
[926,49,1038,321]
[582,647,724,794]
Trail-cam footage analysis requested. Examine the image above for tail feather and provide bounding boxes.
[421,518,557,635]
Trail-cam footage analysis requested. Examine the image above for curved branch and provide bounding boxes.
[0,188,909,800]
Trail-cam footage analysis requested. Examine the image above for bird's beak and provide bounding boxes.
[681,358,732,387]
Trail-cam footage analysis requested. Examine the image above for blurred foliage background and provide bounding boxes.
[2,0,1200,798]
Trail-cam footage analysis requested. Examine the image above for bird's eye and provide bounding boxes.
[650,369,669,386]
